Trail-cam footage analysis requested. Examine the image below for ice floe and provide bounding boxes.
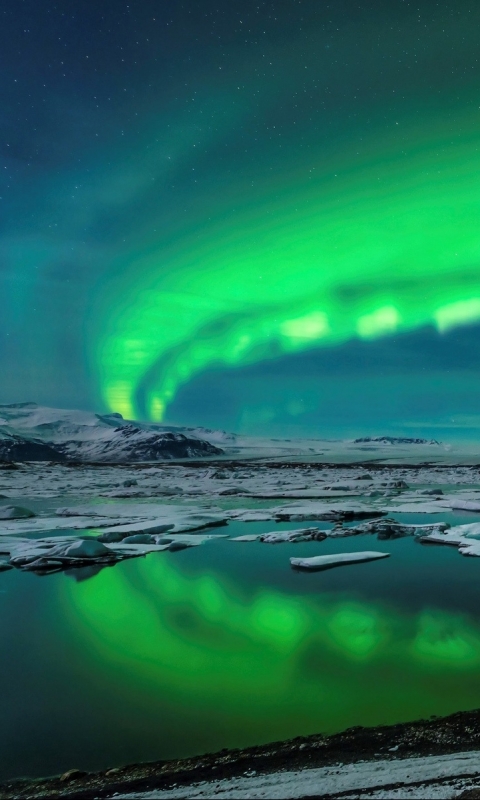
[1,458,480,577]
[419,522,480,559]
[230,502,387,523]
[0,505,35,519]
[290,551,390,571]
[0,527,227,575]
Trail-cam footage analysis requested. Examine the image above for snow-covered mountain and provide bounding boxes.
[353,436,441,445]
[0,430,68,462]
[0,403,453,465]
[0,403,224,462]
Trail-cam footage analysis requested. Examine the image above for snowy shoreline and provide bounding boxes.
[3,708,480,799]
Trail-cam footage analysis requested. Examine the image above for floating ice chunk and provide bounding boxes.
[228,511,274,522]
[459,542,480,557]
[384,502,449,514]
[273,502,385,522]
[100,520,174,536]
[64,539,110,559]
[230,534,264,542]
[261,527,325,543]
[418,531,471,547]
[121,534,155,544]
[290,551,390,571]
[56,503,228,535]
[107,542,171,554]
[166,533,228,545]
[245,489,364,499]
[0,505,35,520]
[449,499,480,512]
[445,522,480,539]
[0,515,143,536]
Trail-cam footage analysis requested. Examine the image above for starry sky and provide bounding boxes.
[3,0,480,438]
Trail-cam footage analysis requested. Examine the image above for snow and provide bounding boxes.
[5,403,480,465]
[449,499,480,512]
[0,526,227,574]
[385,502,449,514]
[0,403,223,462]
[290,551,390,570]
[116,750,480,799]
[1,458,480,576]
[0,505,35,519]
[64,539,110,558]
[260,501,384,522]
[260,528,324,543]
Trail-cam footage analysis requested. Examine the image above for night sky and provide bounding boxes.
[3,0,480,438]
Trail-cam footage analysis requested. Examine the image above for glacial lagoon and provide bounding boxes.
[3,511,480,781]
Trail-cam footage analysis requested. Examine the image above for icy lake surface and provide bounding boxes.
[3,461,480,780]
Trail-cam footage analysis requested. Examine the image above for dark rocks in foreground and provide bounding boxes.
[3,708,480,799]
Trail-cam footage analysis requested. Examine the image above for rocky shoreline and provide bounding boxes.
[3,709,480,799]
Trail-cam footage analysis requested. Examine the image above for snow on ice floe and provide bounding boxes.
[262,501,386,522]
[383,501,449,514]
[447,498,480,512]
[418,522,480,559]
[0,527,226,576]
[0,505,35,519]
[229,519,448,544]
[1,458,480,577]
[228,502,387,524]
[0,503,229,538]
[57,503,229,533]
[257,528,324,544]
[290,551,390,571]
[230,528,326,544]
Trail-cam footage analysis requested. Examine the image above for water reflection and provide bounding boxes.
[63,538,480,749]
[3,529,480,781]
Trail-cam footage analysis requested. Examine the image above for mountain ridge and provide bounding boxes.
[0,404,224,462]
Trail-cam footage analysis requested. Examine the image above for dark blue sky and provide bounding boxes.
[2,1,480,438]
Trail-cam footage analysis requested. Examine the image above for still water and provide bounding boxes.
[2,513,480,780]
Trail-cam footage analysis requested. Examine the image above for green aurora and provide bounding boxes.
[3,1,480,432]
[98,98,480,422]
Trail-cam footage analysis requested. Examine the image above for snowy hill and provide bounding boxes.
[0,404,223,462]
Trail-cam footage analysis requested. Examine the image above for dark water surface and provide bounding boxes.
[2,513,480,781]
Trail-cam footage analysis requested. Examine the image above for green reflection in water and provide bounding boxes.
[327,604,386,661]
[413,611,480,666]
[62,554,480,747]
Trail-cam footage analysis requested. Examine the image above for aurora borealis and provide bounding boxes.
[4,0,480,435]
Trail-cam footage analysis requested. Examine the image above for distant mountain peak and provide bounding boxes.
[354,436,441,445]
